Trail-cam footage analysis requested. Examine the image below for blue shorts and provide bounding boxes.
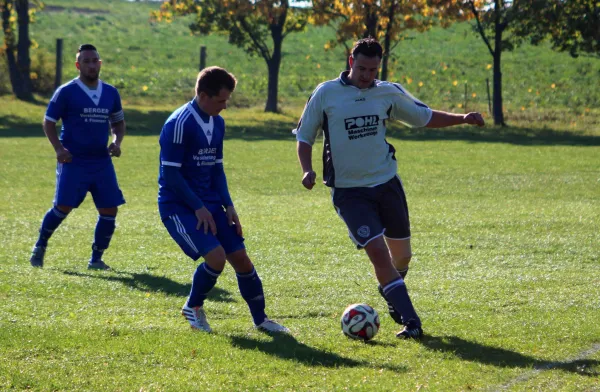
[332,176,410,248]
[54,159,125,209]
[159,202,245,260]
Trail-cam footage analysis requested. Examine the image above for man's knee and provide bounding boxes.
[98,207,118,217]
[364,238,392,266]
[204,246,227,272]
[393,254,412,266]
[227,249,254,273]
[55,205,73,215]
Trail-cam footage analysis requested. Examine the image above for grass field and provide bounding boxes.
[1,0,599,390]
[0,94,599,390]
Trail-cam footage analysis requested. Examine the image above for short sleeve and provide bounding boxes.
[292,85,324,146]
[389,83,432,128]
[45,87,67,123]
[159,118,186,168]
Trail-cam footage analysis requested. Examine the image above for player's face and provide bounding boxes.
[76,50,101,82]
[198,88,232,116]
[348,54,381,89]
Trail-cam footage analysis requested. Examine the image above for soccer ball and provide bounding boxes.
[341,303,380,341]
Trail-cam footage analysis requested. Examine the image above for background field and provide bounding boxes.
[1,0,599,391]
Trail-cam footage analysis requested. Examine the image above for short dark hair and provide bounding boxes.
[351,37,383,59]
[77,44,99,61]
[195,66,237,97]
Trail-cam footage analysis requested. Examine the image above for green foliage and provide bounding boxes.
[0,47,55,94]
[514,0,600,58]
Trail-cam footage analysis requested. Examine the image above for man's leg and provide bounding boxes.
[227,249,289,332]
[227,249,266,325]
[386,237,412,278]
[365,237,422,339]
[378,237,412,324]
[188,246,227,308]
[30,205,73,267]
[89,160,125,269]
[88,207,118,269]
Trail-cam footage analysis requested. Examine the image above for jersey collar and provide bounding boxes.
[338,71,377,89]
[75,78,103,106]
[188,98,215,144]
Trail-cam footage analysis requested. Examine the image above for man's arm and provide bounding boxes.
[426,110,485,128]
[294,86,325,190]
[297,141,316,190]
[108,120,126,157]
[161,165,216,234]
[43,119,72,163]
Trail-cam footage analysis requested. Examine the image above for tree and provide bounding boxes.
[311,0,469,81]
[152,0,309,113]
[1,0,41,101]
[514,0,599,58]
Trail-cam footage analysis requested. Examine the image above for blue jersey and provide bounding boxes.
[158,99,227,207]
[45,78,124,160]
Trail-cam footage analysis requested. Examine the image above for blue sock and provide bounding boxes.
[35,207,68,247]
[383,278,421,327]
[237,268,267,325]
[187,263,221,308]
[90,215,116,262]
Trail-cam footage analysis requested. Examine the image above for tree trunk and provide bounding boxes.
[2,0,34,101]
[492,0,505,126]
[265,55,280,113]
[380,0,396,81]
[364,3,378,38]
[1,1,22,98]
[265,17,283,113]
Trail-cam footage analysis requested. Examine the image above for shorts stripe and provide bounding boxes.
[54,163,63,203]
[171,214,199,254]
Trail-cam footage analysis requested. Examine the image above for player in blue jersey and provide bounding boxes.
[294,38,484,339]
[158,66,289,333]
[29,44,126,270]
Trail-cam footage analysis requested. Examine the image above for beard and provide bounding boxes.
[81,70,99,83]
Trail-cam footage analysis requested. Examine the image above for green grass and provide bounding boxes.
[1,0,599,113]
[0,94,599,390]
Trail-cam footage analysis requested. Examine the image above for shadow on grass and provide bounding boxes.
[61,270,235,303]
[1,106,598,145]
[229,332,407,372]
[419,335,599,377]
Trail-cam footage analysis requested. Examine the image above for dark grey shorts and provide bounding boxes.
[331,176,410,248]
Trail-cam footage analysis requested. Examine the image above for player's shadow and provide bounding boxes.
[61,270,234,303]
[228,333,407,372]
[419,335,599,377]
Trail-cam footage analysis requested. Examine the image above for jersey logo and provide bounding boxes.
[357,225,371,238]
[344,115,379,140]
[355,97,366,102]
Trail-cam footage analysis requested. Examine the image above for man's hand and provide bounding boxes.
[55,146,73,163]
[464,112,485,127]
[194,206,217,235]
[225,206,242,236]
[302,170,317,190]
[108,142,122,157]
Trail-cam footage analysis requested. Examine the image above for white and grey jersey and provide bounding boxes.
[293,71,432,188]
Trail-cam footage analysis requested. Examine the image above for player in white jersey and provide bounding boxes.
[294,38,484,339]
[29,44,126,270]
